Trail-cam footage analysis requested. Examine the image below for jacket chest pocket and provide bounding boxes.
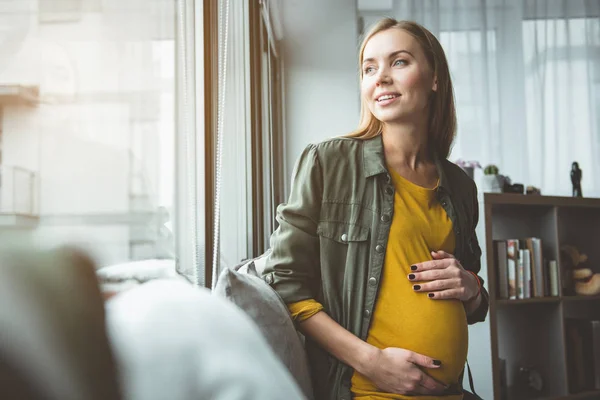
[317,221,370,294]
[317,221,369,244]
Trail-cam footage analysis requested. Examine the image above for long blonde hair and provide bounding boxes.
[346,18,456,159]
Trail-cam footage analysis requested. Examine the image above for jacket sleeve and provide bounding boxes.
[466,181,490,325]
[262,144,323,303]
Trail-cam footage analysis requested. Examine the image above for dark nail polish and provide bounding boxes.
[433,359,442,366]
[413,285,421,291]
[408,274,415,280]
[428,293,435,298]
[410,265,417,271]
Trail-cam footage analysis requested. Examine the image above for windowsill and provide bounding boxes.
[0,213,40,228]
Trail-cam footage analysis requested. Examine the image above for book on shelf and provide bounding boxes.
[548,260,559,296]
[494,237,557,300]
[494,241,509,299]
[506,239,520,299]
[523,238,545,297]
[519,248,531,298]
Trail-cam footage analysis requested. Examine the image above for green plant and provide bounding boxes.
[484,164,499,175]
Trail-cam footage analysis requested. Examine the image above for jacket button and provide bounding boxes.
[381,214,391,223]
[385,174,391,183]
[368,277,377,286]
[265,274,274,284]
[340,233,348,243]
[441,200,447,207]
[364,309,371,317]
[376,244,384,253]
[385,186,394,195]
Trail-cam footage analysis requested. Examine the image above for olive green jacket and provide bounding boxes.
[263,135,489,400]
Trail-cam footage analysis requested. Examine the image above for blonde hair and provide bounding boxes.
[346,18,456,159]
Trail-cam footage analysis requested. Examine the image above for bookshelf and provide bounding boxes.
[485,193,600,400]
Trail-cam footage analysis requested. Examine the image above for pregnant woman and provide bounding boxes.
[263,18,489,400]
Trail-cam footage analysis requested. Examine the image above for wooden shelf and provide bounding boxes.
[484,193,600,208]
[496,297,560,306]
[485,194,600,399]
[495,296,600,305]
[562,295,600,302]
[545,389,600,399]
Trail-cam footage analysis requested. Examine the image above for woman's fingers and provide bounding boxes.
[411,258,452,272]
[408,268,460,282]
[409,253,478,301]
[416,375,449,394]
[411,278,458,293]
[430,250,454,259]
[422,288,464,300]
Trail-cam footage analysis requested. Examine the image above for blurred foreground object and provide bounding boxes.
[0,247,121,400]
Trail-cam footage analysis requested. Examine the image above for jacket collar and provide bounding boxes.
[362,135,388,178]
[362,134,453,195]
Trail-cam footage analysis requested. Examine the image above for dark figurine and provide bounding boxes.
[571,162,583,197]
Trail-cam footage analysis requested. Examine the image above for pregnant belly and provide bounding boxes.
[352,292,469,394]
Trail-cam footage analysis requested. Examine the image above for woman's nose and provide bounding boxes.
[376,70,392,86]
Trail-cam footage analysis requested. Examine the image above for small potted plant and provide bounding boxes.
[482,164,503,193]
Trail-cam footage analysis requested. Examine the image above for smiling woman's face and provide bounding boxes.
[361,27,437,125]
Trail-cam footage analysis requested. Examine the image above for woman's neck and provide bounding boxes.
[381,120,431,171]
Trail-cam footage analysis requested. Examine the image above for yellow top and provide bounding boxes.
[289,168,468,400]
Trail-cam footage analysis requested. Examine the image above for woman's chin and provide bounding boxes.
[374,113,410,124]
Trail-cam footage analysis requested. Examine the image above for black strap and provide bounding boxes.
[467,359,478,396]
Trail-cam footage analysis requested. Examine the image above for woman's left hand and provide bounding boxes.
[408,250,479,303]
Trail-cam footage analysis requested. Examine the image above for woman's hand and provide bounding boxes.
[360,347,448,395]
[408,250,479,302]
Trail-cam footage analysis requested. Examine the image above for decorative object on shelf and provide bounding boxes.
[503,181,524,194]
[526,185,541,195]
[572,268,600,295]
[515,365,544,396]
[560,244,600,296]
[571,161,583,197]
[455,159,481,180]
[482,164,504,193]
[498,175,525,194]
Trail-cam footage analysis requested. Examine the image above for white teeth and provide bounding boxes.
[377,94,398,101]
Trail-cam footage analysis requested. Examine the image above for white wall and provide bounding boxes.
[281,0,360,188]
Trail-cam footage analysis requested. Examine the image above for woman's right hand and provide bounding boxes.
[361,347,448,395]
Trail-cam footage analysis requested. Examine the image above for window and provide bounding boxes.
[0,0,178,266]
[211,0,284,282]
[440,29,500,163]
[251,0,285,255]
[522,17,600,195]
[1,0,283,284]
[39,0,84,23]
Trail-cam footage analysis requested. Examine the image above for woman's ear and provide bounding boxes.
[432,77,438,92]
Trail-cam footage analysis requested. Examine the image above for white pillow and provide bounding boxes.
[106,280,306,400]
[97,259,180,282]
[96,259,188,294]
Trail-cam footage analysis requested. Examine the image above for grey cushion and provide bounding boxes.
[214,264,313,399]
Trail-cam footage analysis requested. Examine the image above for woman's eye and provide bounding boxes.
[364,66,375,74]
[393,59,407,66]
